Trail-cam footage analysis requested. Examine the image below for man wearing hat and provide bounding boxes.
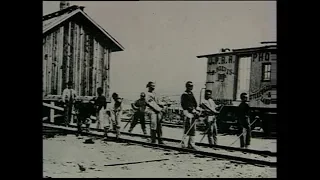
[145,81,165,144]
[180,81,200,150]
[236,92,251,148]
[129,92,147,135]
[62,81,77,127]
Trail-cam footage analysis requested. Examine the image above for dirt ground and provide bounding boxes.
[86,120,277,152]
[43,135,277,178]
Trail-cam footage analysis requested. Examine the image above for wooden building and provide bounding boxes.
[42,2,124,102]
[197,43,277,108]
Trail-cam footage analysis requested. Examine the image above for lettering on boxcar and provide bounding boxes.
[249,85,272,101]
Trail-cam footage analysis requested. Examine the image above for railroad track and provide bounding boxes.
[44,121,275,157]
[121,118,184,128]
[120,119,273,137]
[43,122,276,167]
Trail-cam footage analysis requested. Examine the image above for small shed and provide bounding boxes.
[43,2,124,102]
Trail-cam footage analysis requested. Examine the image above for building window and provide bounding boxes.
[262,63,271,81]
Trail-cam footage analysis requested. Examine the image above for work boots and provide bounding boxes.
[116,127,121,140]
[208,136,213,145]
[157,130,164,145]
[150,130,157,143]
[103,126,109,140]
[143,129,147,135]
[188,136,197,150]
[213,136,218,145]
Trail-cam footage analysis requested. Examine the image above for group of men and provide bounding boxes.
[61,80,251,149]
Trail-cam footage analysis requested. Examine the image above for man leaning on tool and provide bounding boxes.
[129,92,147,135]
[236,93,251,149]
[180,81,200,150]
[62,81,77,127]
[200,89,219,145]
[145,81,165,144]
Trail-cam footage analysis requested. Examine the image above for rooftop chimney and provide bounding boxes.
[60,1,70,10]
[220,48,231,52]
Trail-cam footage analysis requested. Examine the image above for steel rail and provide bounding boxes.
[42,103,275,156]
[43,121,276,157]
[43,123,276,167]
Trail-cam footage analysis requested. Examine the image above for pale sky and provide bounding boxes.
[43,1,276,101]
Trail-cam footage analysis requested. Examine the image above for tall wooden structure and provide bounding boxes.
[42,3,124,102]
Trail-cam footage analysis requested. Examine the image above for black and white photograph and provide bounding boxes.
[42,1,277,178]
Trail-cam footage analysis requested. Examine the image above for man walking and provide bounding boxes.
[129,92,147,135]
[62,81,77,127]
[200,90,219,145]
[180,81,200,150]
[236,93,251,149]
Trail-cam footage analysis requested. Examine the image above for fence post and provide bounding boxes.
[50,101,55,123]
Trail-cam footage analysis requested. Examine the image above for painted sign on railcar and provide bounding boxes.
[206,55,236,100]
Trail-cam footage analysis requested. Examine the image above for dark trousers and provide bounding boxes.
[238,117,251,148]
[64,102,73,126]
[129,112,146,132]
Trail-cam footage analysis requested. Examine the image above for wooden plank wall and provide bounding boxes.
[103,49,108,98]
[47,33,53,95]
[270,53,277,86]
[62,23,69,91]
[43,38,47,96]
[52,30,58,94]
[93,39,98,96]
[73,23,79,94]
[81,29,87,96]
[78,25,84,96]
[107,51,111,99]
[57,27,64,95]
[43,20,111,98]
[99,44,104,91]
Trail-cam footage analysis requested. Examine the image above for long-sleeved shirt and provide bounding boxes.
[201,98,218,113]
[134,98,147,113]
[181,91,197,113]
[201,98,218,121]
[237,102,250,126]
[95,95,107,111]
[145,91,162,113]
[62,88,77,103]
[113,101,122,112]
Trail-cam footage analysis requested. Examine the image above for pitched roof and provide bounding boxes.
[43,5,124,52]
[197,45,277,58]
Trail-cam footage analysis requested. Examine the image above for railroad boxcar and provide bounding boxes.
[197,43,277,136]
